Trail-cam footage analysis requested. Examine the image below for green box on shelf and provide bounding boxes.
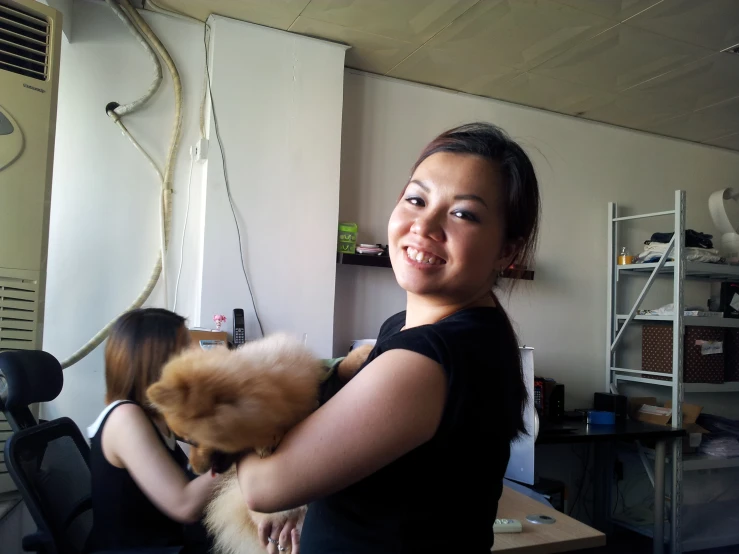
[338,222,358,254]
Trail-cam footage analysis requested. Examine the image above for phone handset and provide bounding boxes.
[233,308,246,346]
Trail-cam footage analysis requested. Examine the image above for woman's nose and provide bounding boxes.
[411,212,445,241]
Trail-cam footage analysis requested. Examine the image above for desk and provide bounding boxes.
[493,486,605,553]
[536,419,684,445]
[537,420,685,554]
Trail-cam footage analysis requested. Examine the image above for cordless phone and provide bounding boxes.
[233,309,246,346]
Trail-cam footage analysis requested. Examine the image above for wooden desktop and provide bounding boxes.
[493,486,605,553]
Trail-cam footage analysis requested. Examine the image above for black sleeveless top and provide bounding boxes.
[301,307,520,553]
[88,401,189,552]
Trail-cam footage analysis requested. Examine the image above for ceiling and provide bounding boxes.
[148,0,739,152]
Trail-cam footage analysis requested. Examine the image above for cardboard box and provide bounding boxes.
[628,397,708,453]
[189,329,229,348]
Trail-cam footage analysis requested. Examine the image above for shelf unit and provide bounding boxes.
[606,190,739,553]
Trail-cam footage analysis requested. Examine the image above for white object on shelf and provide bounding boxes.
[709,187,739,261]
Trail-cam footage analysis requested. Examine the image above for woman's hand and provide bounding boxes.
[254,507,305,553]
[103,403,218,523]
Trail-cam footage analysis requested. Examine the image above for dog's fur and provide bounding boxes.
[147,334,372,554]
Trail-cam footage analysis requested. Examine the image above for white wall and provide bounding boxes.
[42,2,207,427]
[42,4,347,430]
[197,16,346,357]
[335,70,739,411]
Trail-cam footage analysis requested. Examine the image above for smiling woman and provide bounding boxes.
[236,122,541,554]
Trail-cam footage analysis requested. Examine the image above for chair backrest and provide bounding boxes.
[0,350,63,431]
[5,417,93,554]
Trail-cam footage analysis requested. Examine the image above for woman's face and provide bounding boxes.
[388,152,511,303]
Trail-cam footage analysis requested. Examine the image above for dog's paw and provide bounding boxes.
[255,435,281,459]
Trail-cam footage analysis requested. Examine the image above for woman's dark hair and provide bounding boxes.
[410,122,540,440]
[105,308,189,415]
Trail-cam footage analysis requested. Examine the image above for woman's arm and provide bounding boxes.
[237,348,447,513]
[102,403,218,523]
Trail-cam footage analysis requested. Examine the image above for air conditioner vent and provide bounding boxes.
[0,271,39,352]
[0,1,49,81]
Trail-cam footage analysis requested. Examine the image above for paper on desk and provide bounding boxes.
[638,405,672,417]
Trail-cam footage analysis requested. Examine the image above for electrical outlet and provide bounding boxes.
[194,137,209,163]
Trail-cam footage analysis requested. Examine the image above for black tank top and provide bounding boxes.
[301,307,520,553]
[88,401,189,552]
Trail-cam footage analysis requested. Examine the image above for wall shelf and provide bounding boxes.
[336,252,391,268]
[336,252,535,280]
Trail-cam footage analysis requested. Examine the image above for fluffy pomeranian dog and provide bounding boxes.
[147,333,372,554]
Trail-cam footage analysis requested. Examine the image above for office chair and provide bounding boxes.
[1,350,93,554]
[0,350,63,432]
[0,351,186,554]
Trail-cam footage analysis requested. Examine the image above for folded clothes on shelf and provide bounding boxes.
[648,230,714,249]
[699,436,739,458]
[696,414,739,459]
[698,413,739,438]
[635,241,722,264]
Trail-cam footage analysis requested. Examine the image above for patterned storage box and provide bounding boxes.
[724,329,739,381]
[642,325,725,384]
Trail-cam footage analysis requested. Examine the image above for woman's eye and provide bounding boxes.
[405,196,425,207]
[452,210,479,222]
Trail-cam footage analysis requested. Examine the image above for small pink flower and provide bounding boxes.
[213,314,226,330]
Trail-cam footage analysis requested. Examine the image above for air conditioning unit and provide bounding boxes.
[0,0,62,355]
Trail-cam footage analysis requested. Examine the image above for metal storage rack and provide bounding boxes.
[607,190,739,553]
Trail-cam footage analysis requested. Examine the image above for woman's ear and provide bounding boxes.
[497,238,524,272]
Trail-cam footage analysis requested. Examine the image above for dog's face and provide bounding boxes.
[147,334,326,454]
[147,347,246,452]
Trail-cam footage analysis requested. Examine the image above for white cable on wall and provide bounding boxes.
[105,0,162,117]
[120,0,183,308]
[144,0,210,139]
[60,0,183,369]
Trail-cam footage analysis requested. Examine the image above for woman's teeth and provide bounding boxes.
[406,246,442,265]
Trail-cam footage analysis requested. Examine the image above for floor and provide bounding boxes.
[0,492,21,520]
